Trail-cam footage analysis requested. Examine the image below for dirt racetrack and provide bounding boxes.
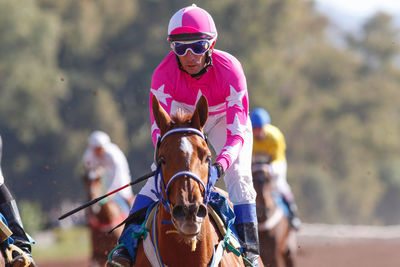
[296,224,400,267]
[297,236,400,267]
[37,224,400,267]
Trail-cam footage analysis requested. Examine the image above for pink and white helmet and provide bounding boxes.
[168,4,217,42]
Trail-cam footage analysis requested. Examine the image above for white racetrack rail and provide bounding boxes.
[298,223,400,240]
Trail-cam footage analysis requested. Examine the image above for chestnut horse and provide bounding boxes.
[133,95,247,267]
[252,157,296,267]
[83,171,133,267]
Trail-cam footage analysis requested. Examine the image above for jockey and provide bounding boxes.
[82,131,134,209]
[0,134,37,266]
[250,108,301,230]
[110,4,260,267]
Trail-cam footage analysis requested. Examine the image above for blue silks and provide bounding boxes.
[130,194,156,214]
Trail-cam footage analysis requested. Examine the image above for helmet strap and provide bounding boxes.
[175,50,213,78]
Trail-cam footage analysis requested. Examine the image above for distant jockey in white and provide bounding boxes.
[82,131,134,205]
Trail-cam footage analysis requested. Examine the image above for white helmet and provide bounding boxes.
[88,131,111,148]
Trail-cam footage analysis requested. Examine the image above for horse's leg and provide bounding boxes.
[259,230,278,267]
[276,220,292,267]
[91,228,120,267]
[283,231,297,267]
[257,256,265,267]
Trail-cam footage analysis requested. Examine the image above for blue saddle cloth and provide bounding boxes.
[207,191,238,237]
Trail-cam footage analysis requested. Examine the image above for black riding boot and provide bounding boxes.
[108,206,148,266]
[236,222,260,267]
[0,184,36,266]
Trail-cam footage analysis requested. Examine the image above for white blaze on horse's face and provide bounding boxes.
[180,137,193,166]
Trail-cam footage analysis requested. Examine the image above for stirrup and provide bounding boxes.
[107,245,132,267]
[242,254,259,267]
[5,244,36,267]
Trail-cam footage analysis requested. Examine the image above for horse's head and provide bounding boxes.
[152,95,211,238]
[252,158,275,222]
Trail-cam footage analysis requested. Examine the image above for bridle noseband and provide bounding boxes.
[152,127,213,212]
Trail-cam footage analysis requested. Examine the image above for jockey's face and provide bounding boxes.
[253,127,266,141]
[94,146,105,157]
[178,50,207,75]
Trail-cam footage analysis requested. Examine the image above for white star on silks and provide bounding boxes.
[151,121,159,134]
[226,114,245,136]
[226,85,245,109]
[151,84,172,106]
[221,143,242,158]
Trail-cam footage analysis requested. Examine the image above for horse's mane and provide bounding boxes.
[170,108,192,128]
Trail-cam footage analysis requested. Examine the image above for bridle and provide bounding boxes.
[152,127,213,212]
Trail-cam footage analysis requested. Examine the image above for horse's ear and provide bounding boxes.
[152,95,171,134]
[191,95,208,130]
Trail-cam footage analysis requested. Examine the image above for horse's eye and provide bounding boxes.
[205,155,211,163]
[158,156,166,165]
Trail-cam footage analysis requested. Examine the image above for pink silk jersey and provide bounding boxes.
[149,49,249,172]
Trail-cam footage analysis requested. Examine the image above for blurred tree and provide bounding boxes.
[19,200,45,234]
[375,159,400,224]
[0,0,66,143]
[346,12,400,71]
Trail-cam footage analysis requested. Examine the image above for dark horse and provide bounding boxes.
[83,170,133,267]
[252,157,296,267]
[132,95,250,266]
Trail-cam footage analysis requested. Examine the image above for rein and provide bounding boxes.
[152,127,212,212]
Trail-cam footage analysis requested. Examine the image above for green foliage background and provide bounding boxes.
[0,0,399,226]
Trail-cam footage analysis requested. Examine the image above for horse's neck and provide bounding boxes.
[88,190,121,224]
[155,207,218,266]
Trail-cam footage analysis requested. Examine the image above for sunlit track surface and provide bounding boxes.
[298,223,400,240]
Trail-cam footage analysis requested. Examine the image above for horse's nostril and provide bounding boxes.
[172,205,186,221]
[197,204,207,218]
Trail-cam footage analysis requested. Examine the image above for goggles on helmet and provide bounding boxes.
[171,40,211,56]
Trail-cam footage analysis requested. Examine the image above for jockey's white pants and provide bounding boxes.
[0,169,3,186]
[270,160,295,202]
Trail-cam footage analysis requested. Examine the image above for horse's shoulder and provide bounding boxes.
[134,240,152,267]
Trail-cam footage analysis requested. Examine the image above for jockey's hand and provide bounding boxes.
[209,162,224,187]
